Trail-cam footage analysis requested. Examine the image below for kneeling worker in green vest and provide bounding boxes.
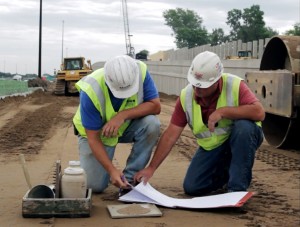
[134,51,265,196]
[73,55,161,194]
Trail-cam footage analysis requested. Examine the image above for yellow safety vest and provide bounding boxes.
[180,73,261,151]
[73,61,147,146]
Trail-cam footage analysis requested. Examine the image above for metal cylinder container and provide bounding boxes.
[246,35,300,149]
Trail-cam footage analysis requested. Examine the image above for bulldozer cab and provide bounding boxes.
[226,50,256,60]
[237,50,252,58]
[65,59,82,70]
[62,58,85,70]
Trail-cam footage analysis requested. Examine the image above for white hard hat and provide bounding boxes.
[187,51,223,88]
[104,55,139,98]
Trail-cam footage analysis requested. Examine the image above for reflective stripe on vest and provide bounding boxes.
[194,126,232,139]
[184,74,237,132]
[181,74,240,150]
[181,74,261,150]
[184,75,236,138]
[80,75,107,120]
[73,61,146,146]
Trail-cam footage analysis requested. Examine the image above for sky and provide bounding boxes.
[0,0,299,75]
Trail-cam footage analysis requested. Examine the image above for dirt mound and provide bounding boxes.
[28,78,54,91]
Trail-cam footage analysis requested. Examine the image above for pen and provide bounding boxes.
[119,175,125,196]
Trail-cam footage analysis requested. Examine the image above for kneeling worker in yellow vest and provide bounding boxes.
[73,55,161,194]
[134,51,265,195]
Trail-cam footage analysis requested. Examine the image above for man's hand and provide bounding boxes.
[207,109,223,132]
[101,113,125,137]
[134,166,155,185]
[110,169,128,188]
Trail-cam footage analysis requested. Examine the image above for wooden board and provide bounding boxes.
[107,204,162,219]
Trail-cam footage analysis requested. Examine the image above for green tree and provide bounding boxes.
[209,28,229,45]
[163,8,209,48]
[226,5,278,42]
[135,49,149,60]
[285,23,300,36]
[264,26,279,37]
[137,49,149,55]
[226,9,242,40]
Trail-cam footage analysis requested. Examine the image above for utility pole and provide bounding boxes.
[38,0,42,78]
[61,20,64,63]
[121,0,135,57]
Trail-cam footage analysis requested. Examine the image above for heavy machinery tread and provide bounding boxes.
[54,80,65,95]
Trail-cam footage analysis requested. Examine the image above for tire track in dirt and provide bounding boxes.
[0,91,79,155]
[243,178,300,227]
[256,147,300,171]
[1,90,298,226]
[243,146,300,227]
[163,122,300,226]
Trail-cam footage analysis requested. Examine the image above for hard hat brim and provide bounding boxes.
[187,68,220,89]
[108,74,139,99]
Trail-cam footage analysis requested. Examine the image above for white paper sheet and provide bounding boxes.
[119,182,253,209]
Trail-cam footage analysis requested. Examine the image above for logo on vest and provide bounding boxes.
[125,99,136,108]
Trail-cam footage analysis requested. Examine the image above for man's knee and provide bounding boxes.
[231,119,263,146]
[183,181,209,196]
[89,183,107,193]
[183,178,205,196]
[183,180,195,195]
[144,115,160,130]
[231,120,258,141]
[86,175,109,193]
[142,115,160,138]
[233,119,256,134]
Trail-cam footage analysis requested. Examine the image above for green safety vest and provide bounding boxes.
[73,61,147,146]
[180,73,261,151]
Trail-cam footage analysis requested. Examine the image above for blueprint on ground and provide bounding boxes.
[119,182,254,209]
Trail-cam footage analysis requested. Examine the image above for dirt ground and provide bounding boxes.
[0,89,299,227]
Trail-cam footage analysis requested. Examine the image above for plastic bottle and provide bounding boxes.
[68,160,87,181]
[61,165,87,198]
[69,161,86,173]
[68,160,81,168]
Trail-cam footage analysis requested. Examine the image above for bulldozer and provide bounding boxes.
[54,57,93,95]
[225,50,257,60]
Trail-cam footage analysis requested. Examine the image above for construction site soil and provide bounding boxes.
[0,88,299,227]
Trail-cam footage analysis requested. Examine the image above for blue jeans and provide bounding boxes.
[183,120,264,196]
[78,115,160,193]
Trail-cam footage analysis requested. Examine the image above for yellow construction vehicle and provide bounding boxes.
[54,57,93,95]
[225,50,257,60]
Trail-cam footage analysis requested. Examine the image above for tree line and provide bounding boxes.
[136,5,299,57]
[0,72,38,79]
[162,4,299,49]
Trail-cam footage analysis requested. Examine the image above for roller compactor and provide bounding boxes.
[246,35,300,149]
